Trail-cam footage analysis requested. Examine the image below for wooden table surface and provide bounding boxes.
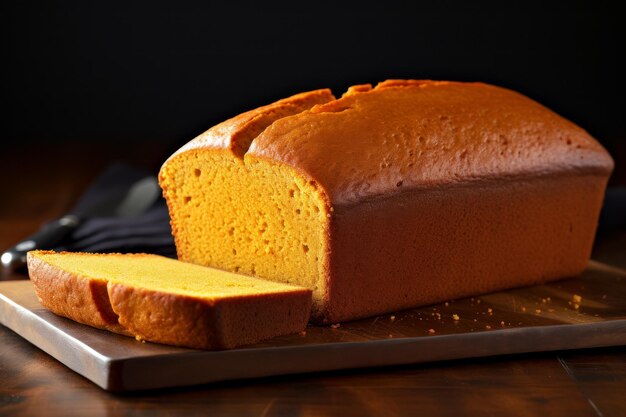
[1,144,625,417]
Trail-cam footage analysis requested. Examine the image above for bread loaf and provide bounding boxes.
[159,80,614,323]
[27,250,311,349]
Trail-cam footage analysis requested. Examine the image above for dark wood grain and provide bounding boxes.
[1,143,625,416]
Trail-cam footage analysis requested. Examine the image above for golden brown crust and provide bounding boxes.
[321,173,609,323]
[108,283,311,350]
[249,80,614,205]
[27,251,129,335]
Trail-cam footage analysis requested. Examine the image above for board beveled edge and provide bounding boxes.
[2,278,626,392]
[111,320,626,391]
[0,287,114,389]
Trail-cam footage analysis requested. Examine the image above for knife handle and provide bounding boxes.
[1,215,81,275]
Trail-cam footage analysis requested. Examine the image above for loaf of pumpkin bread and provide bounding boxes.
[159,80,614,324]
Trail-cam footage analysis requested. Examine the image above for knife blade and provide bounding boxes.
[1,164,162,274]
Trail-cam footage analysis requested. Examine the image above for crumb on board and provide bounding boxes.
[535,309,542,314]
[388,334,393,338]
[452,314,460,321]
[299,331,307,337]
[390,315,396,322]
[445,302,449,306]
[330,323,341,329]
[485,325,492,330]
[602,294,607,299]
[487,308,493,314]
[428,328,436,334]
[568,301,581,310]
[572,294,582,303]
[500,321,505,326]
[521,306,526,312]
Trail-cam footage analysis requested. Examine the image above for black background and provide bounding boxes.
[2,1,624,180]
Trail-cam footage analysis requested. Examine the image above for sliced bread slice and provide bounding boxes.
[27,250,312,350]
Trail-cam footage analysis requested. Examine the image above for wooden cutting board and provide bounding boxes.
[1,260,625,392]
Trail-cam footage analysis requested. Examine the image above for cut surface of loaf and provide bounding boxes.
[159,80,614,323]
[27,250,312,349]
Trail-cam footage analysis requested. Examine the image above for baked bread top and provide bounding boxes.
[163,80,614,206]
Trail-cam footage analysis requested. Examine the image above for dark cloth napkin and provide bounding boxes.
[53,164,176,258]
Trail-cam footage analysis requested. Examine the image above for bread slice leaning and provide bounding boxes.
[27,250,312,350]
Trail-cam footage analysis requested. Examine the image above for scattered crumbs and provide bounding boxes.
[547,297,551,302]
[445,302,449,307]
[572,294,582,304]
[594,314,599,317]
[428,328,436,334]
[330,323,341,329]
[518,322,523,325]
[541,298,548,304]
[473,318,477,322]
[435,312,442,319]
[485,325,492,330]
[535,309,541,314]
[521,306,526,312]
[548,308,555,313]
[476,299,481,304]
[500,321,505,326]
[487,308,493,314]
[388,334,394,338]
[419,318,423,321]
[390,315,396,322]
[602,294,607,300]
[573,303,580,310]
[452,314,460,321]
